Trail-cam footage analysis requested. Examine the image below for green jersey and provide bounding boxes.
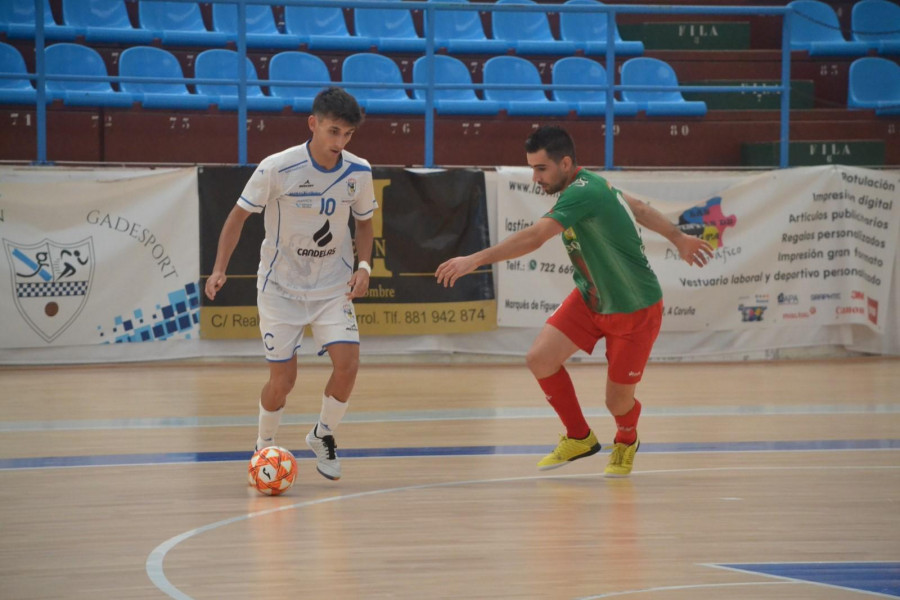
[544,169,662,314]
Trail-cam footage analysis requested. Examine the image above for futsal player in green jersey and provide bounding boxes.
[436,126,713,476]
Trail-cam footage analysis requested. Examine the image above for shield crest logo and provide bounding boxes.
[4,238,95,343]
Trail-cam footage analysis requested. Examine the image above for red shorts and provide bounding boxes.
[546,289,663,385]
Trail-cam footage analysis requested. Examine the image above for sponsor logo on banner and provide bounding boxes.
[868,297,878,325]
[835,305,865,318]
[738,304,767,322]
[667,196,742,265]
[777,292,799,305]
[811,292,841,301]
[677,196,738,250]
[782,311,811,320]
[3,237,95,342]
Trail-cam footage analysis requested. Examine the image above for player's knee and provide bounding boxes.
[605,391,633,414]
[268,375,296,399]
[334,355,360,377]
[526,348,555,378]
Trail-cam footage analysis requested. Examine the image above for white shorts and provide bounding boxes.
[257,291,359,362]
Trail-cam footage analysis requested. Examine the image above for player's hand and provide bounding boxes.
[347,268,370,299]
[205,271,227,301]
[435,256,477,288]
[675,233,714,267]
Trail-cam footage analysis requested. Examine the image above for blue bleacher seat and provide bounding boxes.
[425,0,511,54]
[282,5,368,51]
[283,4,374,51]
[194,49,287,111]
[0,42,38,104]
[341,53,425,114]
[268,51,332,112]
[138,1,228,46]
[211,3,301,49]
[620,57,707,116]
[482,55,571,116]
[848,57,900,116]
[354,0,426,53]
[558,0,643,57]
[119,46,214,110]
[491,0,577,56]
[62,0,154,44]
[787,0,868,57]
[1,0,78,40]
[852,0,900,56]
[44,43,134,107]
[551,56,638,116]
[412,54,502,115]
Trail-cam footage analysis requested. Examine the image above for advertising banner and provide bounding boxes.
[200,167,495,338]
[496,166,899,334]
[0,167,200,349]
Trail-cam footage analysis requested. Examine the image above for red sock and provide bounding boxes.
[537,367,590,440]
[614,398,641,445]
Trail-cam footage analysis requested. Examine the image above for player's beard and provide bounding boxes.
[542,175,566,195]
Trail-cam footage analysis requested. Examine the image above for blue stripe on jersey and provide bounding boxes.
[278,160,308,173]
[352,206,376,218]
[261,201,283,292]
[239,195,263,209]
[320,161,373,196]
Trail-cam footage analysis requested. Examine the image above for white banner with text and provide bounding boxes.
[496,166,899,334]
[0,167,200,349]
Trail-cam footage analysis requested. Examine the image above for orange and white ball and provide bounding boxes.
[248,446,297,496]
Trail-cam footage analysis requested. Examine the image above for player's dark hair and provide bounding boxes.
[312,87,364,126]
[524,126,576,165]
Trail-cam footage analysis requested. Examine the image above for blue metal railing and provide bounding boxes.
[15,0,791,168]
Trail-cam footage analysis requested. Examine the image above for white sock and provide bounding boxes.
[256,400,283,450]
[315,394,348,438]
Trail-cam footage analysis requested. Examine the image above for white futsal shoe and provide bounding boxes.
[306,425,342,480]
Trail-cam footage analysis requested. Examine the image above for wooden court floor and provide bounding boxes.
[1,357,899,599]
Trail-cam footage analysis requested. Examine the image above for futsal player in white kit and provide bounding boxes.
[204,87,376,481]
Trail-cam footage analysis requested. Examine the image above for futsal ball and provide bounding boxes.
[248,446,298,496]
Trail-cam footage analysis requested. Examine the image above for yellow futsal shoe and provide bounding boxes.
[537,430,601,470]
[604,438,640,478]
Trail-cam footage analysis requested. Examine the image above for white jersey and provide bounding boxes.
[237,142,377,301]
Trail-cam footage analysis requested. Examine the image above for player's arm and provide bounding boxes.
[348,217,374,299]
[436,216,563,288]
[205,205,252,301]
[623,193,713,267]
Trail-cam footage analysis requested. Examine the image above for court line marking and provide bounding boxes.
[4,403,899,432]
[2,441,899,471]
[146,465,900,600]
[704,562,900,599]
[573,581,796,599]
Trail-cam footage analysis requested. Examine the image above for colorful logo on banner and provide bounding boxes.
[677,197,737,249]
[3,238,95,342]
[95,283,200,343]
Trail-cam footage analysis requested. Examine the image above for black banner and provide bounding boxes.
[199,166,495,337]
